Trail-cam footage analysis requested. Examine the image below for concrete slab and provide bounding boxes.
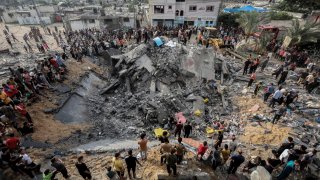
[72,139,159,153]
[181,48,216,80]
[77,73,106,97]
[55,93,89,124]
[135,54,155,72]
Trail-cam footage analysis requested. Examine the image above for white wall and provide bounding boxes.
[149,0,221,26]
[70,19,100,31]
[149,0,176,20]
[122,17,135,28]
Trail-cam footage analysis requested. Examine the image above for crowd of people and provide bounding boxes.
[1,18,319,179]
[1,25,71,179]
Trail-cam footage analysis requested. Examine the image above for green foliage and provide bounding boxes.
[287,19,320,46]
[276,0,320,13]
[217,13,240,27]
[269,11,293,20]
[236,12,270,41]
[256,33,272,54]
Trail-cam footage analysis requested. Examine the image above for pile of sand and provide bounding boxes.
[240,123,291,146]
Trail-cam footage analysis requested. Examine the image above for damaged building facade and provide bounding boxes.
[149,0,221,27]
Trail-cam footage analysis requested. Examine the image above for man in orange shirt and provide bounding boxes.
[138,133,148,160]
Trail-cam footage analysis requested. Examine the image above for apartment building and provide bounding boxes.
[149,0,221,27]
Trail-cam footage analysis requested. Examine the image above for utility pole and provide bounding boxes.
[31,0,47,33]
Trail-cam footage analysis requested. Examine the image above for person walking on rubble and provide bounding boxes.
[75,156,92,180]
[263,83,275,102]
[51,157,70,179]
[174,121,183,137]
[227,150,245,174]
[175,137,186,164]
[272,104,287,124]
[247,72,256,87]
[183,121,192,138]
[166,149,178,176]
[125,149,141,179]
[160,138,173,165]
[243,58,251,75]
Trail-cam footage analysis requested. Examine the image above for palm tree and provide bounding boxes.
[287,19,320,46]
[236,12,269,42]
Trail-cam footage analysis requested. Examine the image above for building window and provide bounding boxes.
[89,19,95,23]
[104,19,112,24]
[176,0,185,2]
[180,10,184,16]
[206,6,214,12]
[154,5,164,14]
[175,10,179,16]
[189,5,197,12]
[123,17,130,22]
[168,5,172,10]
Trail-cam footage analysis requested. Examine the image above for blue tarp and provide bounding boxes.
[153,37,163,47]
[223,5,268,13]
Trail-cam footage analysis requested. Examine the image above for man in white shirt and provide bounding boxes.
[269,89,283,108]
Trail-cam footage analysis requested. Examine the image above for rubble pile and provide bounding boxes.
[83,44,243,139]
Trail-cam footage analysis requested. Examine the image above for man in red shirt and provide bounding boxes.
[197,141,208,160]
[5,133,20,151]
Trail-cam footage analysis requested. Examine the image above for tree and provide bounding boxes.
[276,0,320,13]
[287,19,320,46]
[236,12,269,41]
[217,13,240,27]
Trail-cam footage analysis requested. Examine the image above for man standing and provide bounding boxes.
[125,149,141,179]
[278,69,289,85]
[263,83,275,102]
[166,149,178,176]
[175,137,186,164]
[174,122,183,137]
[160,138,172,165]
[243,58,252,75]
[75,156,92,180]
[138,133,148,160]
[269,88,283,108]
[260,56,270,72]
[272,104,287,124]
[247,72,256,87]
[227,150,245,174]
[183,122,192,138]
[51,157,70,179]
[215,131,223,148]
[229,135,238,153]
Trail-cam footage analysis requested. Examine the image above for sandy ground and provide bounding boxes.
[48,146,221,180]
[233,96,291,154]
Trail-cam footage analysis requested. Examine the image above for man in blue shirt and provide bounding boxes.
[269,89,283,108]
[227,150,245,174]
[276,160,300,180]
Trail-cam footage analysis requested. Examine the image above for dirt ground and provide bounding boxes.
[48,146,221,180]
[233,96,291,154]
